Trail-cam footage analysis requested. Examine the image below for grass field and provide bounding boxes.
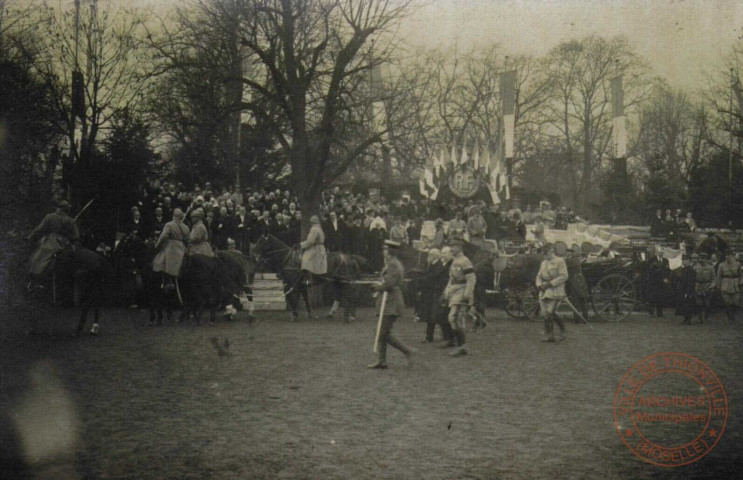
[1,306,742,480]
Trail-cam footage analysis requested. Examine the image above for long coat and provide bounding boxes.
[152,220,190,277]
[716,259,740,294]
[188,222,215,257]
[419,261,448,324]
[375,256,406,317]
[300,224,328,275]
[28,210,79,275]
[647,255,671,305]
[674,266,697,316]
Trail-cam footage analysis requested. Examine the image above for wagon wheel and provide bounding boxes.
[505,284,540,320]
[591,274,637,322]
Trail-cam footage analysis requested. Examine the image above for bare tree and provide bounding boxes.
[543,35,650,210]
[35,1,146,173]
[195,0,412,219]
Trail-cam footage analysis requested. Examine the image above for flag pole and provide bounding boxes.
[730,68,735,188]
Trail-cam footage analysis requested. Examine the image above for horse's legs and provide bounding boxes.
[301,286,312,320]
[287,284,299,321]
[342,284,356,323]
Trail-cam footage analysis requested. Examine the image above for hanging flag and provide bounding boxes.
[501,70,517,159]
[460,140,468,166]
[611,75,626,158]
[419,177,428,198]
[424,166,435,189]
[450,143,458,166]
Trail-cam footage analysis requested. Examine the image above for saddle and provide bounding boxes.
[284,248,302,271]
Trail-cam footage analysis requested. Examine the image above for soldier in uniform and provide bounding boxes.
[716,253,740,322]
[152,208,190,284]
[368,240,416,369]
[466,206,487,246]
[536,243,569,342]
[448,211,466,242]
[431,219,446,249]
[187,208,215,257]
[692,253,715,323]
[443,239,476,357]
[27,200,79,277]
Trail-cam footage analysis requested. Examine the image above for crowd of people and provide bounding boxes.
[97,181,580,275]
[24,179,743,347]
[649,208,698,242]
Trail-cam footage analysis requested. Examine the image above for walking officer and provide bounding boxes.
[692,253,715,323]
[716,253,741,322]
[443,239,476,357]
[536,243,569,342]
[368,240,416,369]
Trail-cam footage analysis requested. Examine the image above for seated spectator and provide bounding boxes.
[448,211,466,241]
[684,212,697,232]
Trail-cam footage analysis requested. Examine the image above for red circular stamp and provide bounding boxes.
[613,352,728,467]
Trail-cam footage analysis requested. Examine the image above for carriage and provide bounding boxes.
[498,246,642,322]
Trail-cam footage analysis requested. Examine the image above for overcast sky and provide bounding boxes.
[107,0,743,90]
[400,0,743,91]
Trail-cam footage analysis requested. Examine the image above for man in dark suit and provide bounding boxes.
[148,207,167,240]
[234,206,251,253]
[649,209,664,238]
[348,215,366,255]
[253,211,273,239]
[647,245,671,317]
[213,206,234,250]
[324,211,345,252]
[288,210,302,246]
[125,207,144,236]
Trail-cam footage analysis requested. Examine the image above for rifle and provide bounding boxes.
[73,198,95,222]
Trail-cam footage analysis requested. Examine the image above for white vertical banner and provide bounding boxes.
[460,140,468,166]
[503,115,515,158]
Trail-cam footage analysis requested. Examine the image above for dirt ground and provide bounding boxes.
[1,306,742,480]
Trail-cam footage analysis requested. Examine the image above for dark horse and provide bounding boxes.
[128,236,256,326]
[253,234,366,321]
[177,251,254,325]
[25,247,114,336]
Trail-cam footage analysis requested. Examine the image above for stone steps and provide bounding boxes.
[250,275,286,311]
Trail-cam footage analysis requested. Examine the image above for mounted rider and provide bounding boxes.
[300,215,327,276]
[27,200,79,276]
[152,208,190,283]
[187,208,215,257]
